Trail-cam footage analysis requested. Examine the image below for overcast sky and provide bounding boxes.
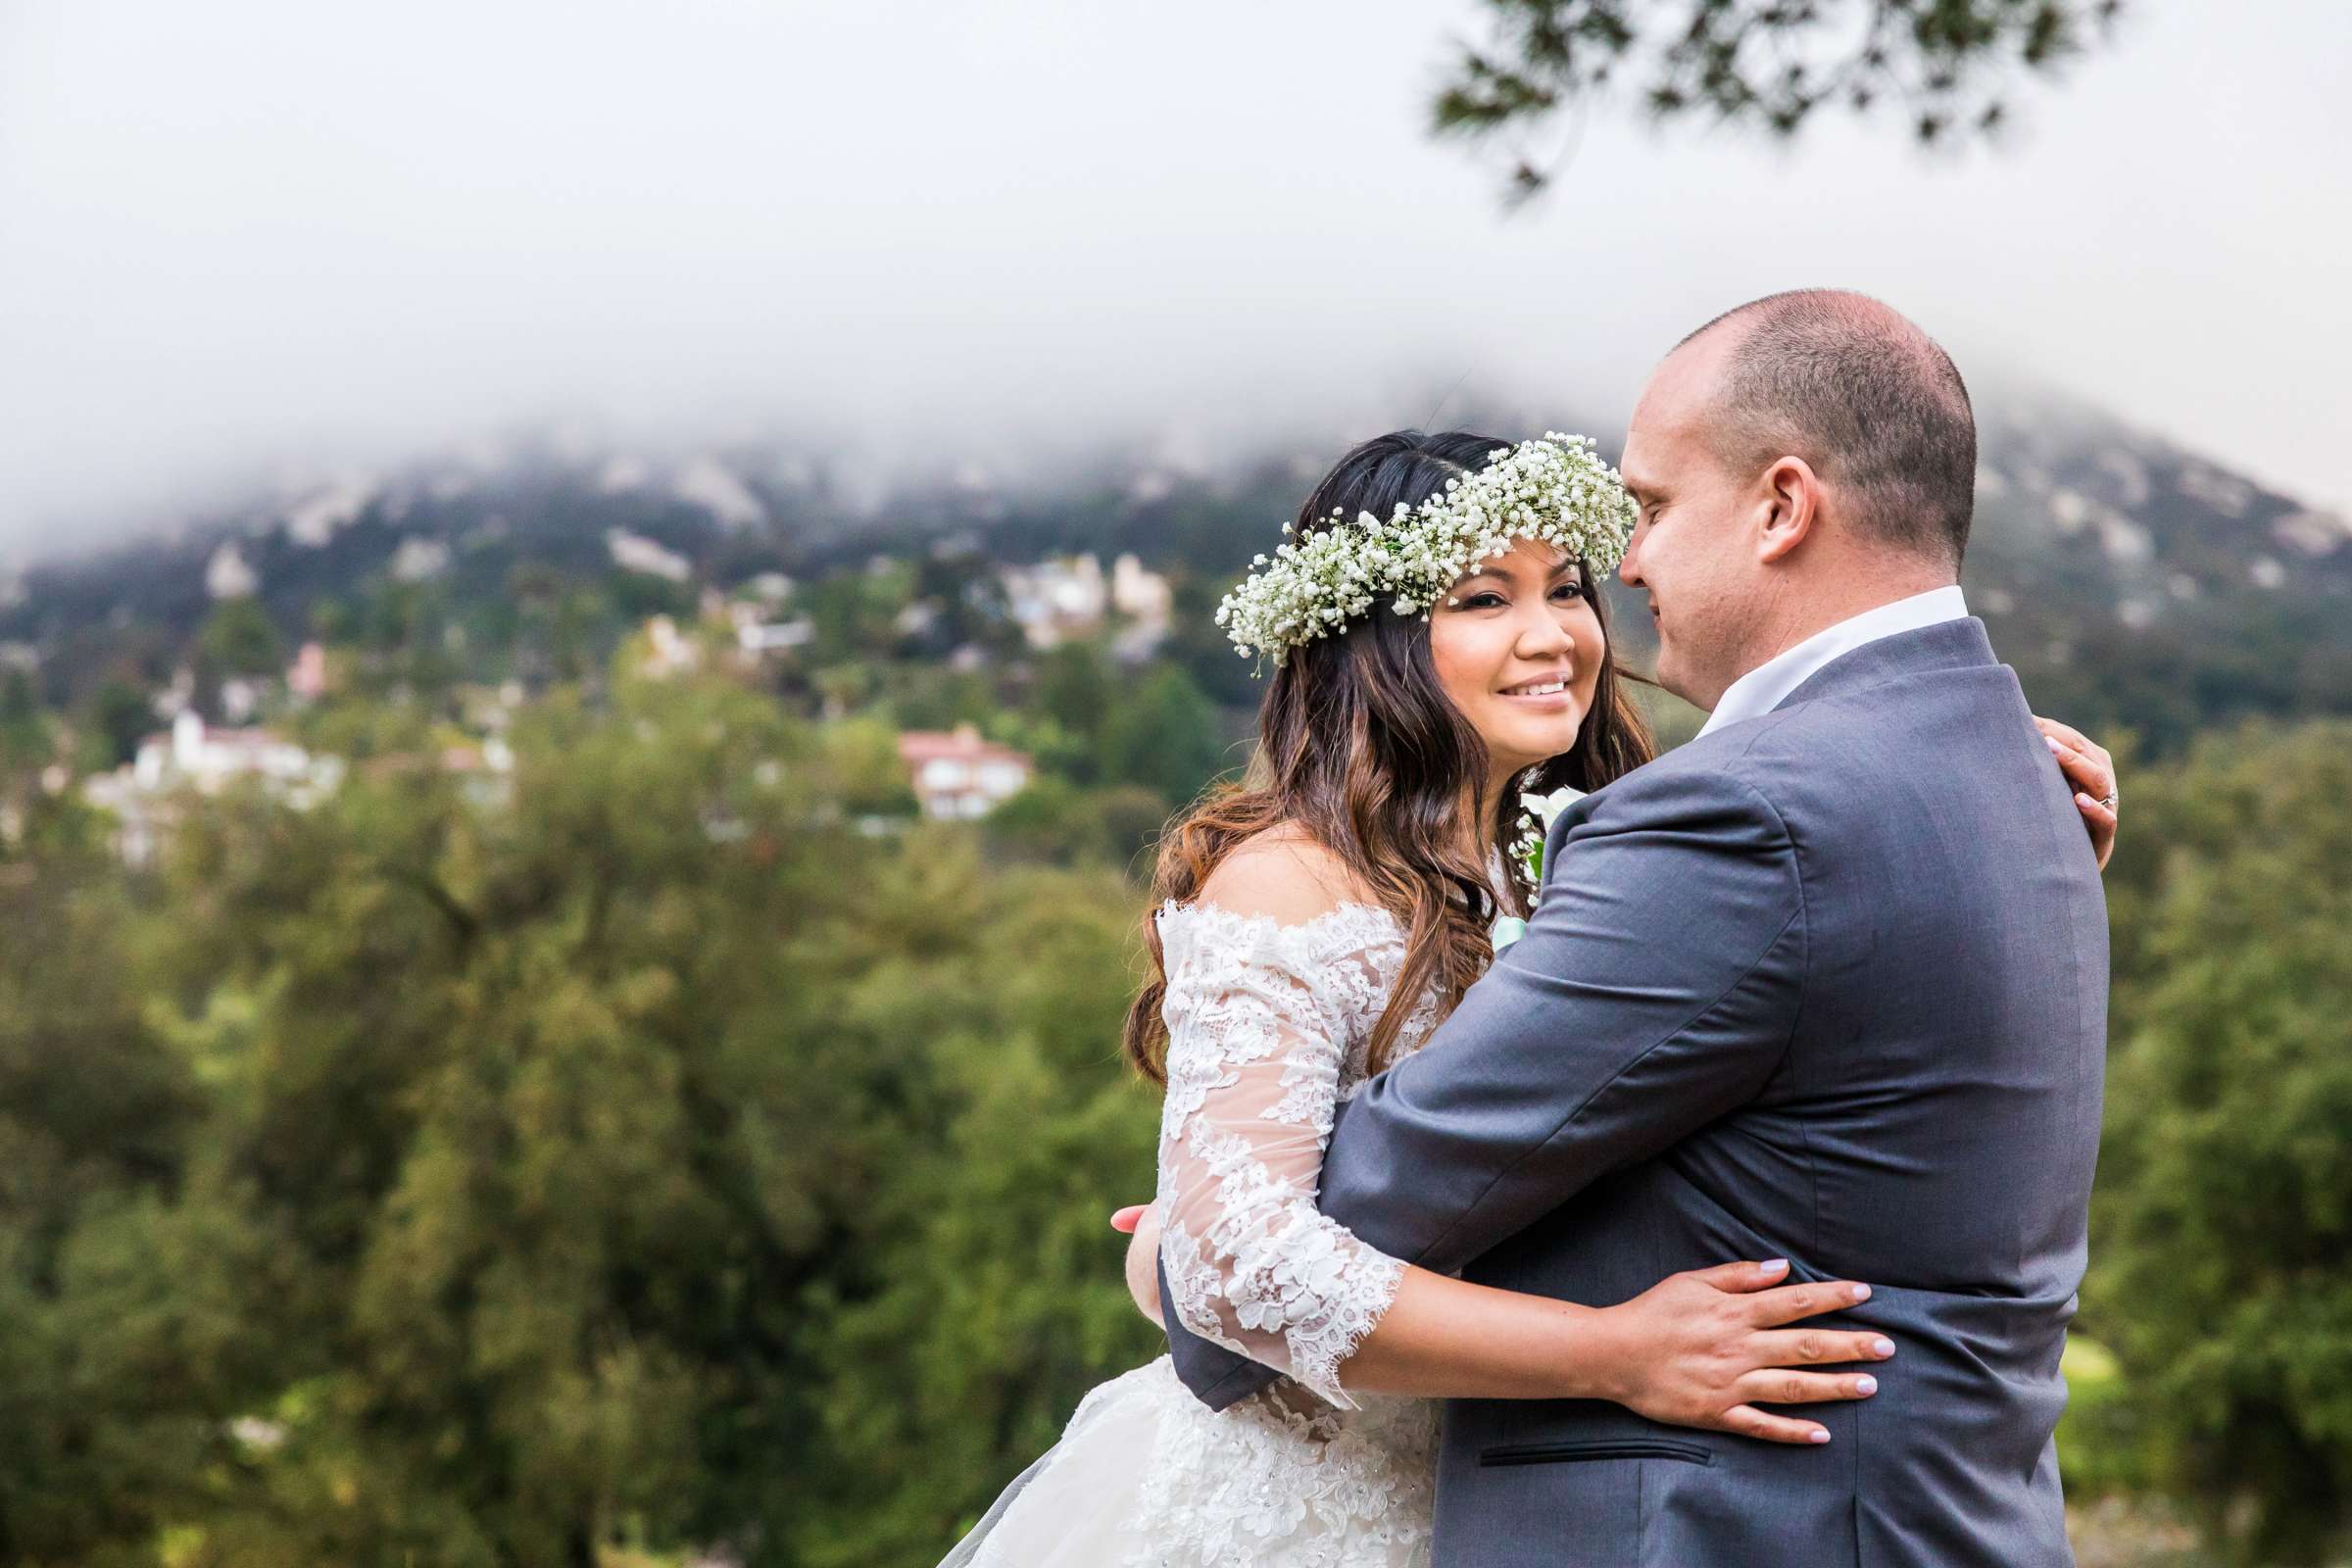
[0,0,2344,561]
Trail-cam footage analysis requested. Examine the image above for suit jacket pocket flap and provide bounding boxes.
[1479,1438,1712,1467]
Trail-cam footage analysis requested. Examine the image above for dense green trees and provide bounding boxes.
[0,667,49,772]
[197,597,285,682]
[1096,665,1232,806]
[86,678,159,768]
[790,859,1160,1564]
[0,844,207,1563]
[2079,722,2352,1564]
[7,622,2350,1564]
[0,668,1163,1566]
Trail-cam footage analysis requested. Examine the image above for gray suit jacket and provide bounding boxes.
[1160,618,2110,1567]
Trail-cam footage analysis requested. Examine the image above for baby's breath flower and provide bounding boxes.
[1216,433,1637,662]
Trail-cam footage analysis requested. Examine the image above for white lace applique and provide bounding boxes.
[1161,1215,1247,1354]
[1126,1360,1438,1568]
[1152,900,1434,1411]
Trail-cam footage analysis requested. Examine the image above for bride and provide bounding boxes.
[941,429,2120,1567]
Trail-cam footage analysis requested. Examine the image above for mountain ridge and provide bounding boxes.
[4,393,2342,757]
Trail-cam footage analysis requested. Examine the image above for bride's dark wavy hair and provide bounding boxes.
[1121,429,1655,1084]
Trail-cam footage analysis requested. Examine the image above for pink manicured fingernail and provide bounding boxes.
[1855,1376,1878,1395]
[1849,1284,1872,1302]
[1809,1430,1833,1445]
[2077,793,2096,808]
[1872,1338,1896,1357]
[2046,735,2064,753]
[1760,1258,1788,1274]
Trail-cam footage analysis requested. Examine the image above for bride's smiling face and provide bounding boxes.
[1427,539,1606,782]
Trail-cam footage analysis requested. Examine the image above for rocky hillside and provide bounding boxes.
[2,396,2342,756]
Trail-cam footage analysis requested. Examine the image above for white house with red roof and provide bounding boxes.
[896,725,1032,820]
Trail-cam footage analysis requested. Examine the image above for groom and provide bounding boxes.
[1157,290,2110,1566]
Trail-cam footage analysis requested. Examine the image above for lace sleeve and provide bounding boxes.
[1153,902,1406,1409]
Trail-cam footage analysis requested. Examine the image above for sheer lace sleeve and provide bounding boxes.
[1152,900,1408,1409]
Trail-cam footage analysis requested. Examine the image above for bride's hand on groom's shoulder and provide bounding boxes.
[1111,1203,1166,1329]
[2034,714,2120,870]
[1591,1259,1896,1447]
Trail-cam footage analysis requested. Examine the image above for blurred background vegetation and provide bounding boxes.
[0,394,2345,1566]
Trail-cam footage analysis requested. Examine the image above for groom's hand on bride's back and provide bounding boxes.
[1592,1259,1896,1447]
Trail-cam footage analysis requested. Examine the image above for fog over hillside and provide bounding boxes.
[3,378,2343,764]
[2,0,2347,559]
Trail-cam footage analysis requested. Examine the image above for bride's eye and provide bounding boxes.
[1456,591,1506,610]
[1551,579,1586,601]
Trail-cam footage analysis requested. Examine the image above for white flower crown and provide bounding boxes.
[1214,432,1638,662]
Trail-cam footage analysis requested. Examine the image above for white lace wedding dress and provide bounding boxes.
[941,898,1441,1568]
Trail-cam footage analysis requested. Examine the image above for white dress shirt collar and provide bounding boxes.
[1694,585,1971,739]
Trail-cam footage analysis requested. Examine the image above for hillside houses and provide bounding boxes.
[635,608,814,678]
[724,600,815,656]
[997,553,1170,656]
[135,709,339,802]
[82,709,345,864]
[607,528,694,582]
[206,542,259,600]
[897,725,1032,820]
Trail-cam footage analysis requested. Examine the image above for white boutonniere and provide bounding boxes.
[1493,785,1586,954]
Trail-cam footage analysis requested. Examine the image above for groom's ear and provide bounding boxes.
[1756,455,1821,564]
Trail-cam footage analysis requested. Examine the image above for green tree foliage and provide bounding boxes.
[1433,0,2127,199]
[1034,642,1115,748]
[882,665,999,734]
[0,665,49,771]
[344,579,466,697]
[197,595,285,680]
[0,845,216,1563]
[86,678,157,769]
[20,582,2350,1567]
[808,563,918,664]
[984,775,1101,864]
[985,779,1171,874]
[506,564,616,685]
[2,671,1171,1566]
[1097,665,1232,807]
[822,713,922,816]
[141,676,917,1566]
[791,857,1159,1566]
[2086,721,2352,1564]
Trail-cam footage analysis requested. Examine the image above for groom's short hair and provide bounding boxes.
[1679,290,1977,567]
